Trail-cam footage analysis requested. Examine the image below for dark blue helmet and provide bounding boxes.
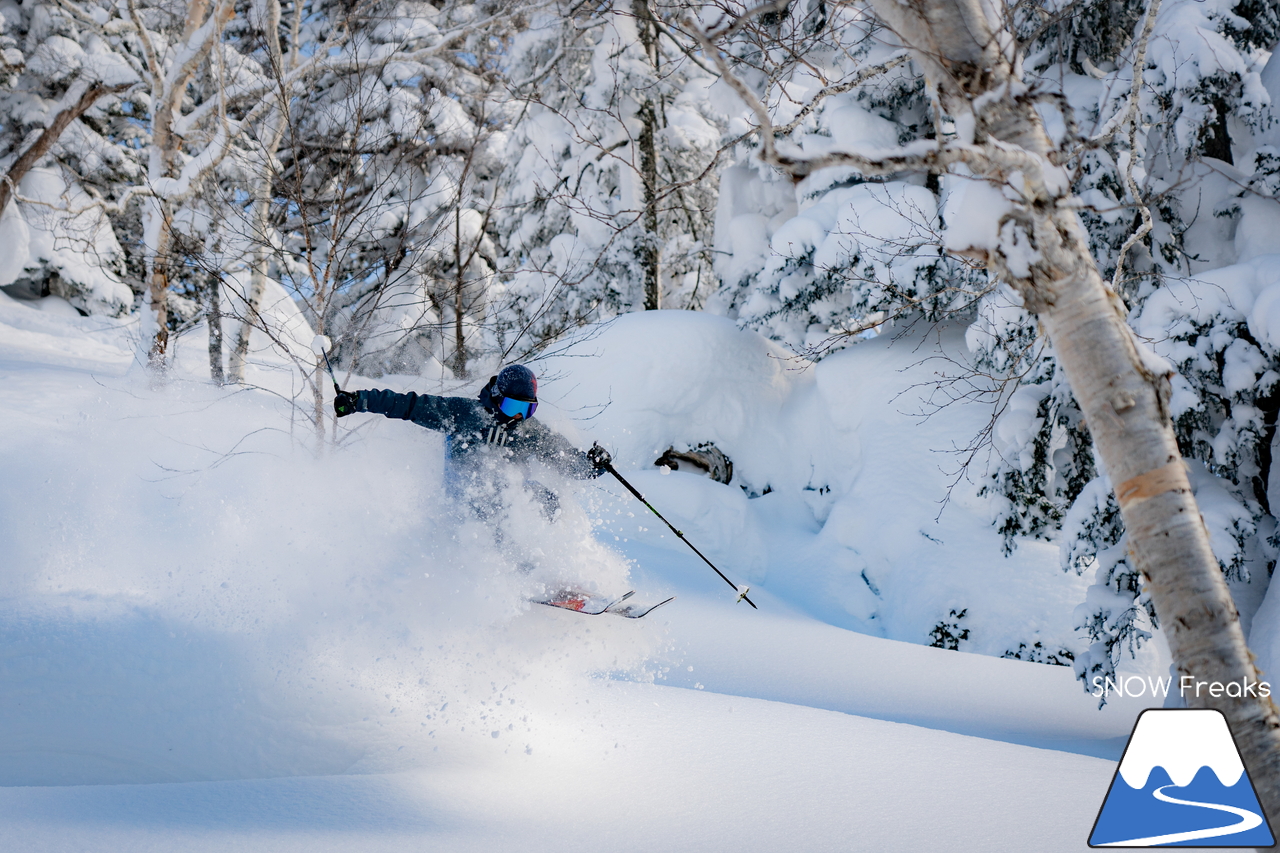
[484,364,538,421]
[495,364,537,401]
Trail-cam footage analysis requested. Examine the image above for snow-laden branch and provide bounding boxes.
[125,0,164,85]
[163,0,234,100]
[173,2,551,137]
[690,20,1044,190]
[1097,0,1163,292]
[0,79,132,216]
[771,51,911,138]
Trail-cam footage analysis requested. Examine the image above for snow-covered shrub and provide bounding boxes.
[927,608,971,651]
[707,1,988,354]
[0,2,136,316]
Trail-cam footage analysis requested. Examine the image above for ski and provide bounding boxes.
[536,589,635,615]
[604,596,676,619]
[533,590,675,618]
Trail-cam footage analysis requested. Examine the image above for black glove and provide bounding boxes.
[587,443,612,470]
[334,389,359,418]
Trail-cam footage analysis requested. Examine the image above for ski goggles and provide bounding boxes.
[498,396,537,420]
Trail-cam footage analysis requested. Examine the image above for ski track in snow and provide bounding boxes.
[0,305,1184,851]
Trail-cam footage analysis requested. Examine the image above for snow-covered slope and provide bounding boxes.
[0,298,1155,851]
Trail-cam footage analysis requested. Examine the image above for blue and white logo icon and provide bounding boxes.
[1090,708,1274,847]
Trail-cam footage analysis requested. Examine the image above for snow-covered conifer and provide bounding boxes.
[706,0,987,354]
[491,0,723,359]
[0,0,137,316]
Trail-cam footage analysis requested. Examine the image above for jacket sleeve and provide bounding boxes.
[529,424,602,480]
[357,389,453,431]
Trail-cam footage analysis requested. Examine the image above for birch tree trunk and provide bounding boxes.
[130,0,231,367]
[145,0,204,366]
[861,0,1280,826]
[632,0,661,310]
[206,270,224,383]
[226,173,279,383]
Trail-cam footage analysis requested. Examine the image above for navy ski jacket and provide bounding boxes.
[354,386,600,479]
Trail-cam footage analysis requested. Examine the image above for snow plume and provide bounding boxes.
[0,363,652,786]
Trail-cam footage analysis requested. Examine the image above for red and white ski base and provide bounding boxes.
[535,589,675,619]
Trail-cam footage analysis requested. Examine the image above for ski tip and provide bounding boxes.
[606,595,676,619]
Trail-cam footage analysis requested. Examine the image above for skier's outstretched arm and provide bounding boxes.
[335,388,452,431]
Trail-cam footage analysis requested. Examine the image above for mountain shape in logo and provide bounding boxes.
[1090,708,1274,847]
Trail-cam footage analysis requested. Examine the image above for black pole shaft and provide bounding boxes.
[320,348,340,393]
[604,462,757,609]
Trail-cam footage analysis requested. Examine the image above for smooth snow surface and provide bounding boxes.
[0,304,1170,850]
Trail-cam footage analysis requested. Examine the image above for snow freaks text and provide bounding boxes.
[1091,676,1273,701]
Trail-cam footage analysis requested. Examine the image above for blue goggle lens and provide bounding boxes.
[499,397,537,419]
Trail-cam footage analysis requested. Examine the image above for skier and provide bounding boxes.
[333,364,612,520]
[329,362,720,616]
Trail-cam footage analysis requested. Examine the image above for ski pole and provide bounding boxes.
[600,458,757,609]
[311,335,340,393]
